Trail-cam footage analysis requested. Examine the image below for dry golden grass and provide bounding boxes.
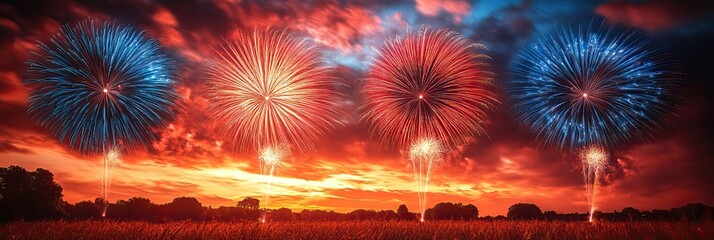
[1,220,712,239]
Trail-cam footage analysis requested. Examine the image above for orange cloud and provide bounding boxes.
[222,0,384,53]
[0,71,25,104]
[415,0,471,23]
[151,7,185,47]
[295,5,382,53]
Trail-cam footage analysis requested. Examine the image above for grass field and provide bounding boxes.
[1,220,712,239]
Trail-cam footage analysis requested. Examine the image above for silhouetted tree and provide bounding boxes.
[237,197,260,210]
[507,203,543,220]
[676,203,711,221]
[376,210,398,220]
[649,209,675,221]
[463,204,479,219]
[269,208,294,221]
[543,210,557,220]
[346,209,377,220]
[123,197,155,219]
[164,197,203,220]
[622,207,642,221]
[0,165,63,221]
[397,204,415,220]
[108,199,128,218]
[426,202,478,220]
[65,201,101,219]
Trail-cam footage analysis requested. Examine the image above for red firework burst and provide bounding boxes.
[362,27,497,149]
[205,28,343,152]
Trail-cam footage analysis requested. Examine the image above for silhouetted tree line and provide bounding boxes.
[2,165,713,222]
[424,202,478,220]
[63,196,206,220]
[495,203,714,222]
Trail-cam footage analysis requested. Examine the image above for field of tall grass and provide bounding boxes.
[1,220,712,239]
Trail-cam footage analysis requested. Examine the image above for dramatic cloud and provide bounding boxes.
[0,140,33,154]
[415,0,471,23]
[596,0,714,31]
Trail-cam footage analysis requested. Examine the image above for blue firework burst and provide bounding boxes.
[509,24,674,150]
[25,20,180,154]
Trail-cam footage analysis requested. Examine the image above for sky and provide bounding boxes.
[1,0,714,217]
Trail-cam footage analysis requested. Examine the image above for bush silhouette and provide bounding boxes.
[507,203,543,220]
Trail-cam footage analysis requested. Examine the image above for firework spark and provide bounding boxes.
[25,20,180,153]
[362,27,496,149]
[205,28,342,222]
[580,145,608,222]
[409,137,444,222]
[24,19,180,217]
[259,145,288,223]
[509,24,673,151]
[509,23,674,221]
[206,28,342,152]
[362,27,496,221]
[100,146,123,217]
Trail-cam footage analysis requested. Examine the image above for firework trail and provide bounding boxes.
[25,20,180,217]
[581,146,607,222]
[362,27,496,221]
[409,138,444,222]
[100,146,122,217]
[205,28,342,222]
[509,23,674,221]
[258,145,287,222]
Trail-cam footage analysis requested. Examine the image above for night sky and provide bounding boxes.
[1,0,713,216]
